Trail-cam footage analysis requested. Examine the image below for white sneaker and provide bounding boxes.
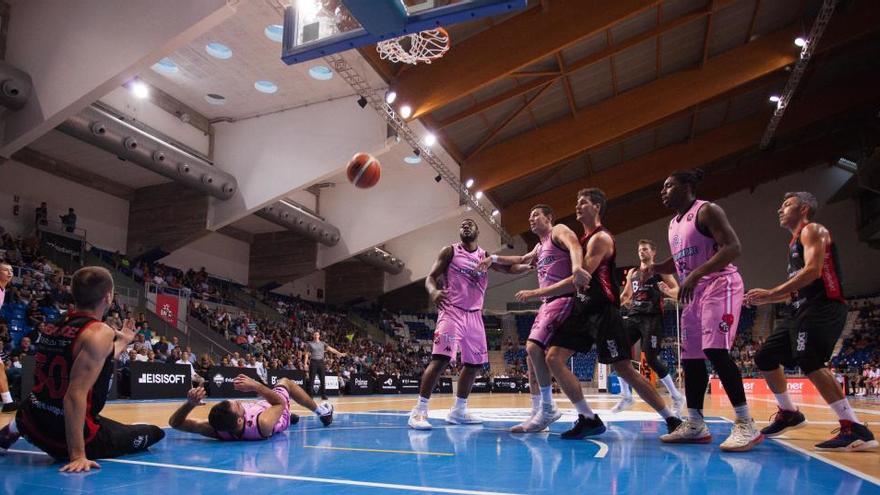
[672,395,685,418]
[510,406,542,433]
[512,404,562,433]
[612,396,635,414]
[408,409,432,430]
[446,408,483,425]
[720,418,764,452]
[660,419,713,444]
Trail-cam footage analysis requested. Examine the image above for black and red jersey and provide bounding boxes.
[788,223,845,307]
[577,226,620,309]
[628,268,664,315]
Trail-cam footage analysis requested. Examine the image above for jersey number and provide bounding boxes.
[33,354,70,400]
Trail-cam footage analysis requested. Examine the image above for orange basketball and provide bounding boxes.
[346,152,381,189]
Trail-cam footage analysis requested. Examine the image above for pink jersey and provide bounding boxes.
[216,387,292,441]
[535,232,571,292]
[668,200,738,281]
[445,243,488,311]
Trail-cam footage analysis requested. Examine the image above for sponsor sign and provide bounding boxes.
[130,362,191,399]
[349,374,373,395]
[208,366,260,398]
[155,293,179,326]
[491,377,521,393]
[710,378,841,397]
[375,374,400,394]
[400,375,420,394]
[267,369,306,388]
[471,377,490,393]
[434,377,453,394]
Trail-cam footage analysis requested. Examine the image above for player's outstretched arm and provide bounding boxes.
[169,388,219,438]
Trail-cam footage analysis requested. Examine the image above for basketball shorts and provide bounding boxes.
[432,306,487,365]
[528,296,574,349]
[268,385,293,436]
[550,300,631,364]
[680,272,743,360]
[756,299,847,375]
[623,313,664,353]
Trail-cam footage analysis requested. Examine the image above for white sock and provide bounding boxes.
[688,408,704,424]
[540,385,553,405]
[0,392,11,404]
[454,396,468,410]
[7,418,17,434]
[530,394,541,411]
[733,404,750,421]
[573,399,595,419]
[660,375,682,399]
[315,403,331,416]
[416,396,430,411]
[658,407,674,419]
[830,398,860,423]
[619,379,632,399]
[774,392,797,412]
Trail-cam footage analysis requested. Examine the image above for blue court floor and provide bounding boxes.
[2,407,878,495]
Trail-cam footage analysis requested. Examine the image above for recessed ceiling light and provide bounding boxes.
[404,155,422,165]
[205,42,233,59]
[309,65,333,80]
[205,93,227,105]
[265,24,284,43]
[130,81,149,99]
[151,57,179,75]
[254,80,279,94]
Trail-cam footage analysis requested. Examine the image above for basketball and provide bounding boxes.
[346,152,381,189]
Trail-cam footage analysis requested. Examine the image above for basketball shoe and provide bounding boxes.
[660,418,712,444]
[720,418,763,452]
[760,408,807,437]
[815,421,878,452]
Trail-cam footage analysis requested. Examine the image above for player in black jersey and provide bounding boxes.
[746,192,876,451]
[0,267,165,471]
[517,188,682,439]
[615,240,684,416]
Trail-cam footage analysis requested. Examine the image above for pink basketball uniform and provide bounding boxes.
[432,243,489,365]
[668,200,743,359]
[216,386,292,441]
[528,232,574,348]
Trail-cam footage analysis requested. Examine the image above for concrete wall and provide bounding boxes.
[159,232,250,285]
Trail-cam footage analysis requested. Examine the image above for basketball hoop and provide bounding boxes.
[376,27,450,65]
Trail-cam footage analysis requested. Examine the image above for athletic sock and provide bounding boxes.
[454,396,468,411]
[774,392,797,412]
[733,404,751,421]
[688,408,704,424]
[530,394,541,411]
[829,398,860,423]
[315,403,331,416]
[658,407,674,420]
[573,399,595,419]
[416,396,430,411]
[540,385,553,405]
[660,375,682,399]
[0,392,11,404]
[619,378,632,399]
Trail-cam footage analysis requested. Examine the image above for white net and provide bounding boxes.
[376,27,450,65]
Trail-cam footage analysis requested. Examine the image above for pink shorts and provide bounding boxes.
[432,306,487,365]
[680,273,743,359]
[529,296,574,348]
[267,385,292,436]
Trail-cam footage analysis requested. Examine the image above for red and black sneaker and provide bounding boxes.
[815,421,879,452]
[760,408,807,437]
[0,423,20,453]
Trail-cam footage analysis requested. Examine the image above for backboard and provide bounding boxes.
[281,0,528,65]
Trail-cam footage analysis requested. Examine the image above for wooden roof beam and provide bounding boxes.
[437,75,556,128]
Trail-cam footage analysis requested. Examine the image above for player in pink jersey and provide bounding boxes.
[409,219,531,430]
[169,374,333,441]
[655,169,762,452]
[0,262,18,413]
[478,206,590,433]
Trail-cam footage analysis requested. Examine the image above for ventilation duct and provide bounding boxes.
[57,105,237,200]
[255,200,341,247]
[0,61,33,111]
[355,247,405,275]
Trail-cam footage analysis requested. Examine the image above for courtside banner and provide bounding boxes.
[375,374,400,393]
[471,377,490,393]
[492,377,520,393]
[268,369,306,388]
[208,366,259,398]
[433,377,453,394]
[710,378,840,396]
[349,374,373,395]
[131,362,191,399]
[400,375,420,394]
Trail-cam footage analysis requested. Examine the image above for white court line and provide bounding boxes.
[747,396,880,416]
[587,440,609,458]
[7,449,524,495]
[715,416,880,486]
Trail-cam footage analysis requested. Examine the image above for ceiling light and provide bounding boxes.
[151,57,179,75]
[357,95,368,108]
[404,155,422,165]
[769,95,781,103]
[308,65,333,81]
[794,37,807,47]
[254,80,278,94]
[205,42,233,59]
[475,191,483,199]
[265,24,284,43]
[491,209,499,216]
[465,178,474,189]
[385,90,397,104]
[399,105,412,119]
[423,133,436,146]
[130,81,149,99]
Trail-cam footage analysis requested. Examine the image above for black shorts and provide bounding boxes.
[550,301,631,364]
[623,313,663,353]
[757,299,847,374]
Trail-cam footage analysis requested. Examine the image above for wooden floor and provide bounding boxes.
[4,390,879,480]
